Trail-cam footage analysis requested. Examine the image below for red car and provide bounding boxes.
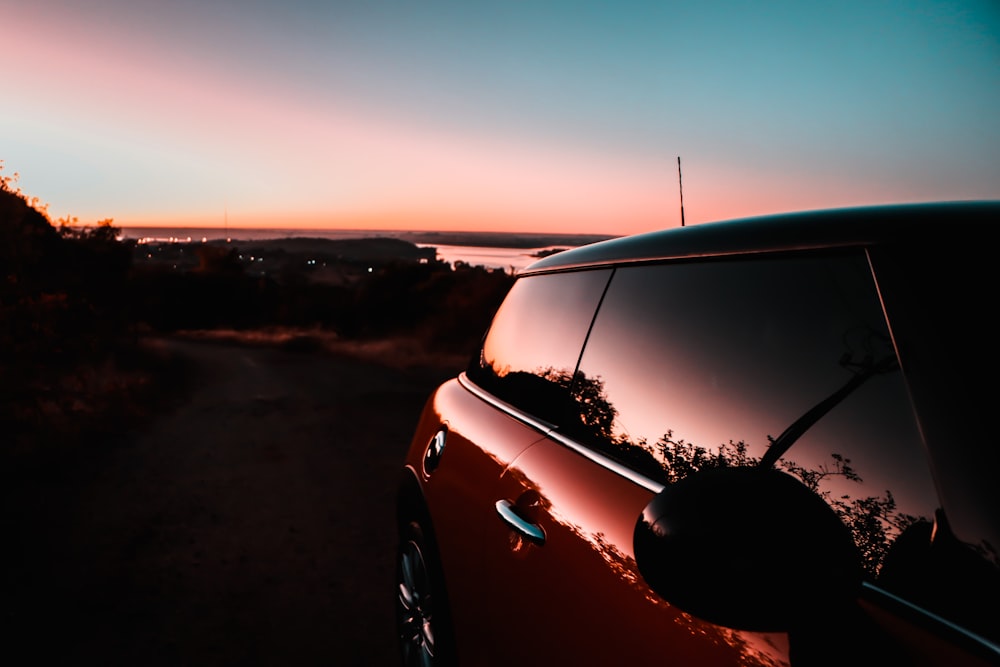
[396,202,1000,666]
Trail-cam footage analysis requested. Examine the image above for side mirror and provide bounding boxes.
[633,466,861,632]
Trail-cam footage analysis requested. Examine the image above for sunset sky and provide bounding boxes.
[4,1,998,235]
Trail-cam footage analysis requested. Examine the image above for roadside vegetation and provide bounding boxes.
[0,163,515,455]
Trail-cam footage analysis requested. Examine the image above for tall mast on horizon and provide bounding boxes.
[677,156,685,227]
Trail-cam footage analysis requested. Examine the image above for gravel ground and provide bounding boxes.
[3,337,457,666]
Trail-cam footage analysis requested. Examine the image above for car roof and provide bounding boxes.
[520,201,1000,275]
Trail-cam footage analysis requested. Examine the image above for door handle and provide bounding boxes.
[495,499,546,545]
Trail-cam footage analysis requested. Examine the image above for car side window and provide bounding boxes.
[467,269,612,427]
[572,252,942,583]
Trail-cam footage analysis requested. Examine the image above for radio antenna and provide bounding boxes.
[677,156,685,227]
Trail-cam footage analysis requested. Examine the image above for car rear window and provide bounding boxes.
[467,268,612,427]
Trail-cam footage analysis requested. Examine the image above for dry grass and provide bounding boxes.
[4,338,196,460]
[171,326,473,372]
[4,327,467,469]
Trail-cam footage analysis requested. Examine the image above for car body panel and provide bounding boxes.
[523,201,999,274]
[397,201,1000,666]
[402,378,548,664]
[484,435,791,666]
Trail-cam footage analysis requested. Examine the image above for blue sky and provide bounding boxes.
[3,0,998,234]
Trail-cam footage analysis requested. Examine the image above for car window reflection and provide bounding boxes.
[467,268,611,422]
[467,253,1000,645]
[565,254,998,645]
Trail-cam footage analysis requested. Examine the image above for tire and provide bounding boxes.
[396,520,456,667]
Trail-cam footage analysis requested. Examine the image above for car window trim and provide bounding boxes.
[861,582,1000,661]
[459,372,665,494]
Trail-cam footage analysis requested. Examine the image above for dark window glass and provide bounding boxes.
[467,269,612,426]
[873,237,1000,549]
[573,253,940,581]
[871,237,1000,643]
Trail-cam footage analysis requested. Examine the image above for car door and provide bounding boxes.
[481,435,789,666]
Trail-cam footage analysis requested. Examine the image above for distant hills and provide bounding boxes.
[210,236,438,263]
[390,230,617,249]
[121,227,617,249]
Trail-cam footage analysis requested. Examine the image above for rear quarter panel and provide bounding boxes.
[402,377,548,665]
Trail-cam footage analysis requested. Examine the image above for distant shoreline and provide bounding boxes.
[119,226,617,250]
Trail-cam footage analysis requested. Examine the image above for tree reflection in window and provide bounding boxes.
[491,363,923,579]
[484,359,999,642]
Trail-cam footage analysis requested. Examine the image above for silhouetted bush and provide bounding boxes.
[341,261,513,354]
[3,161,517,447]
[127,252,514,358]
[2,168,148,447]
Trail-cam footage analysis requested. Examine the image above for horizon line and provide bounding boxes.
[116,224,619,237]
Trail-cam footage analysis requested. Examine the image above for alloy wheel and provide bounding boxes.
[397,537,436,667]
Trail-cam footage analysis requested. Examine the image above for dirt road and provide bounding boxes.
[4,337,457,666]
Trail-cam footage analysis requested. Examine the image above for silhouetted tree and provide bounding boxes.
[493,362,926,579]
[195,244,245,275]
[1,163,142,444]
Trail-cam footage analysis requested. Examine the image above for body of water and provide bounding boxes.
[121,227,576,271]
[418,244,560,271]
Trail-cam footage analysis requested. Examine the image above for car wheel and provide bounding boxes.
[396,520,454,667]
